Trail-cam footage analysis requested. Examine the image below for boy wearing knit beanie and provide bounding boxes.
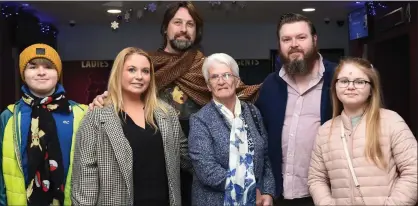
[0,43,87,206]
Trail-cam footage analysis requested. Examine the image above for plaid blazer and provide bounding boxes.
[71,102,191,206]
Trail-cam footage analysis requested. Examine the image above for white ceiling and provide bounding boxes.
[23,1,365,25]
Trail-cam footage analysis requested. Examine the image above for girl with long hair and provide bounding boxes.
[307,57,417,205]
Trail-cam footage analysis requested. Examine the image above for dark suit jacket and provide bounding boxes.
[255,59,337,196]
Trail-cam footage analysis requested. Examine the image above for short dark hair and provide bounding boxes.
[276,13,317,39]
[160,1,203,47]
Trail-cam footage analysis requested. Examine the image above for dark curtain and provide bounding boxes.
[0,4,18,110]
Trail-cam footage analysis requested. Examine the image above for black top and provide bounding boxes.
[120,112,169,206]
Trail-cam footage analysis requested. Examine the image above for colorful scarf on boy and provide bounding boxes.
[22,89,71,205]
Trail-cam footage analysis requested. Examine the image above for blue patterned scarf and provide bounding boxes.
[214,97,256,206]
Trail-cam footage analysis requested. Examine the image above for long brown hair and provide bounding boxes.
[330,57,386,168]
[105,47,167,130]
[160,1,203,48]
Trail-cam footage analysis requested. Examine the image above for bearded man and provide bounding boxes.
[89,2,260,206]
[91,1,259,135]
[255,13,337,206]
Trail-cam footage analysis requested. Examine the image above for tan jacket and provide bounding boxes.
[308,109,417,205]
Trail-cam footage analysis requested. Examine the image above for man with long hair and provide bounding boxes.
[149,1,260,134]
[255,13,338,206]
[90,2,260,205]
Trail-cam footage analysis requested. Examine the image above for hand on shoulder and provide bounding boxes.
[88,91,109,111]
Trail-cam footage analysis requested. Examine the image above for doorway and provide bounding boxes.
[372,34,411,126]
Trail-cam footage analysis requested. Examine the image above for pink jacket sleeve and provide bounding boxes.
[308,133,336,206]
[385,116,418,206]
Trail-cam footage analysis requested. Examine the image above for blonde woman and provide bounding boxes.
[71,47,191,206]
[307,57,417,205]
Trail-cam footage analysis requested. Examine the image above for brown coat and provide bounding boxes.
[308,109,417,205]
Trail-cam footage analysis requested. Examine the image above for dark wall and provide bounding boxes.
[0,4,16,110]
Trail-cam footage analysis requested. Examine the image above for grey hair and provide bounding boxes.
[202,53,240,82]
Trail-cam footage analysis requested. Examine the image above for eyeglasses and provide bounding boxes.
[209,72,238,83]
[336,78,371,89]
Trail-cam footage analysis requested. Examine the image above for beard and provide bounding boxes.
[279,42,318,77]
[168,33,194,52]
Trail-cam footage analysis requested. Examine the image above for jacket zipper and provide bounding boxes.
[340,121,360,205]
[12,108,24,174]
[344,134,355,204]
[348,135,355,205]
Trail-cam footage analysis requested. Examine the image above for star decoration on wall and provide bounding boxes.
[111,21,119,30]
[148,2,157,12]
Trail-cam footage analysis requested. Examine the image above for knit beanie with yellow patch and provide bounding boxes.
[19,43,62,81]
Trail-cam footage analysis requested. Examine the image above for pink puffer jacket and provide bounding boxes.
[308,109,417,206]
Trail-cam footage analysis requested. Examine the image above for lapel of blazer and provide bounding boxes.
[100,105,134,200]
[153,108,175,192]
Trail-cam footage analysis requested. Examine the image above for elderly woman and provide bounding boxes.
[188,53,275,206]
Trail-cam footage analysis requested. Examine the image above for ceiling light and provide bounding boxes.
[107,9,121,14]
[302,8,315,12]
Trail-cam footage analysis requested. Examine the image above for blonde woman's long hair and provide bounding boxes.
[105,47,166,130]
[329,57,386,169]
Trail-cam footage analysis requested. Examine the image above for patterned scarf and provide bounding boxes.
[214,97,256,206]
[149,49,261,106]
[22,88,70,206]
